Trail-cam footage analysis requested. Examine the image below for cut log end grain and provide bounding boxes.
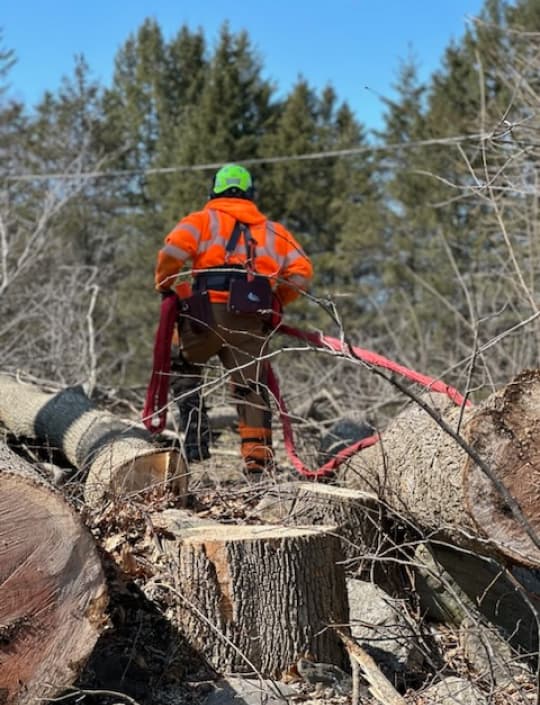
[84,446,188,506]
[0,376,188,510]
[465,369,540,566]
[0,446,107,705]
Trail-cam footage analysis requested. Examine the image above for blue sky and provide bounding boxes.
[3,0,486,131]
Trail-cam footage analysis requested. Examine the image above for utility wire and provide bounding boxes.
[3,132,491,183]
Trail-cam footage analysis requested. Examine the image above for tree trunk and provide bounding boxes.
[0,375,187,507]
[0,442,107,705]
[165,524,349,677]
[414,542,540,656]
[340,370,540,567]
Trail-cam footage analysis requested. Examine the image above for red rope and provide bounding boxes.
[142,305,471,477]
[267,365,380,479]
[269,324,472,478]
[142,295,178,433]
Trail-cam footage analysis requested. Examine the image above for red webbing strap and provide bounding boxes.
[142,295,178,433]
[267,364,379,479]
[280,324,469,407]
[269,324,472,478]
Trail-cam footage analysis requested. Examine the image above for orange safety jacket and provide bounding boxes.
[155,197,313,306]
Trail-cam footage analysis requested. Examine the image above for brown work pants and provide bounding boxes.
[173,303,273,469]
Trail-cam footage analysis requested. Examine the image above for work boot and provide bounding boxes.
[178,392,211,462]
[243,456,275,482]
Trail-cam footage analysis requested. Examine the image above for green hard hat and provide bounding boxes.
[211,163,253,197]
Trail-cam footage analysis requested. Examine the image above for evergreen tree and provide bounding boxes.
[157,22,276,223]
[330,103,386,330]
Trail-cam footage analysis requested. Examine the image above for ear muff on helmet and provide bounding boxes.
[209,163,255,200]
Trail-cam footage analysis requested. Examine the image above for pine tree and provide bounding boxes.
[156,22,276,224]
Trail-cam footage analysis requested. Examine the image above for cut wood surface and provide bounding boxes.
[340,370,540,567]
[0,374,187,507]
[0,442,108,705]
[250,481,383,560]
[163,523,349,677]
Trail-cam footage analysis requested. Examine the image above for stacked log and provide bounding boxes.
[340,370,540,568]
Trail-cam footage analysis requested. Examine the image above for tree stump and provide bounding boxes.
[0,443,107,705]
[250,482,384,562]
[167,524,349,677]
[0,375,187,507]
[340,370,540,567]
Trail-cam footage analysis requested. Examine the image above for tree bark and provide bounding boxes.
[0,442,107,705]
[414,542,540,655]
[340,370,540,567]
[0,375,187,507]
[164,524,349,677]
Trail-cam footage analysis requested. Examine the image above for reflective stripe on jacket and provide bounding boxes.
[155,197,313,305]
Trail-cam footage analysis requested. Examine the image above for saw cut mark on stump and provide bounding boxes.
[168,524,349,678]
[251,482,384,562]
[0,444,107,705]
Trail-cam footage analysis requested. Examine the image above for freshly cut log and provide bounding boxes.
[0,375,187,507]
[167,524,349,677]
[0,442,107,705]
[340,370,540,567]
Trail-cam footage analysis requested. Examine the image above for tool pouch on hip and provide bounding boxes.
[228,277,272,316]
[180,291,214,334]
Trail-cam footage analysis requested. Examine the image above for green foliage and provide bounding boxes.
[3,0,540,392]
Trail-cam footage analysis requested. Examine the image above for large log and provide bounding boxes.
[159,523,350,677]
[0,375,187,507]
[0,442,108,705]
[340,370,540,567]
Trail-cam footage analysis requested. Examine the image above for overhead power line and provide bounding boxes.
[3,132,490,183]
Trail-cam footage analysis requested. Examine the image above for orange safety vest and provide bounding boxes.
[155,197,313,305]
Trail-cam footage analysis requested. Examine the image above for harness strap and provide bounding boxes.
[225,221,245,260]
[225,221,257,280]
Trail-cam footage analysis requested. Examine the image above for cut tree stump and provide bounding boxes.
[340,370,540,567]
[250,482,384,562]
[164,523,349,677]
[0,375,187,507]
[0,442,108,705]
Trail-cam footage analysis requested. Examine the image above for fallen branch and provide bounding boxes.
[335,627,407,705]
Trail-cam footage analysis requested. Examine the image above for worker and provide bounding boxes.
[154,163,313,474]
